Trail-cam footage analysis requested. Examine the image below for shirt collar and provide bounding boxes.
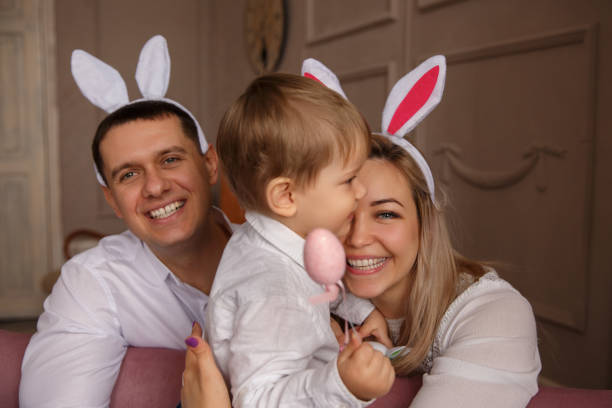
[140,240,175,285]
[245,211,305,268]
[139,207,237,286]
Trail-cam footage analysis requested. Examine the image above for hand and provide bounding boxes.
[181,323,231,408]
[358,308,393,348]
[330,317,345,346]
[337,331,395,401]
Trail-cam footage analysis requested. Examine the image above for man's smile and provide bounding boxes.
[148,200,185,219]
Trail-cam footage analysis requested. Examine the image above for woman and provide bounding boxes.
[180,133,541,408]
[342,133,541,407]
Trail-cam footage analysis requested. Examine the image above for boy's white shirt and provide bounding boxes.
[206,211,375,407]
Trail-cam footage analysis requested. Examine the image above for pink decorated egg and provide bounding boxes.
[304,228,346,285]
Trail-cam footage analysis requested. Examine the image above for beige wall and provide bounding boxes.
[53,0,612,388]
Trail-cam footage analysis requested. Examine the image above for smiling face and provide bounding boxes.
[100,115,218,253]
[291,148,367,238]
[342,158,420,317]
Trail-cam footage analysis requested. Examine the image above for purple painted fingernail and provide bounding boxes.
[185,337,199,348]
[192,321,196,328]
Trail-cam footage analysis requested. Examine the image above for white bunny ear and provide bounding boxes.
[71,49,129,113]
[301,58,348,99]
[135,35,170,99]
[382,55,446,137]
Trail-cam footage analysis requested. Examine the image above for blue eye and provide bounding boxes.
[164,157,179,164]
[120,171,135,182]
[377,211,399,220]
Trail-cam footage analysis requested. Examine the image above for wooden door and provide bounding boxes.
[299,0,612,388]
[0,0,61,318]
[410,0,612,388]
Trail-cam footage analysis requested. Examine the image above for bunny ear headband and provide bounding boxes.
[71,35,209,186]
[301,56,446,203]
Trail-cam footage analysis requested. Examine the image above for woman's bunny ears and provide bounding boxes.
[301,56,446,203]
[71,35,209,186]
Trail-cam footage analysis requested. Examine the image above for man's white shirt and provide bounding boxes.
[20,214,231,408]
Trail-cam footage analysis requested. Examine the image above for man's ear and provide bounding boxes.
[266,177,297,218]
[203,145,219,185]
[102,186,123,219]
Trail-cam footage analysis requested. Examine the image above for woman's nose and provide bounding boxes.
[345,213,372,248]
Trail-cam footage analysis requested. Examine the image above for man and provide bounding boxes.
[20,36,232,407]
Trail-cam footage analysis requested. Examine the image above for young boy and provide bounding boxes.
[205,73,395,407]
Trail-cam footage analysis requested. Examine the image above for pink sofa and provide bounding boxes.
[2,329,611,407]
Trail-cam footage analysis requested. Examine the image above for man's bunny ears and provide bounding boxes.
[301,56,446,202]
[71,35,209,186]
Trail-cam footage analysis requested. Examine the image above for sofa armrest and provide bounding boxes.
[3,329,611,407]
[528,385,612,407]
[0,329,32,408]
[110,346,184,407]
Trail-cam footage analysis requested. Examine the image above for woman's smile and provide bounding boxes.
[346,256,389,275]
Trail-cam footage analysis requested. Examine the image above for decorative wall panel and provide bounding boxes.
[0,0,19,14]
[417,0,466,11]
[0,33,25,157]
[0,175,33,296]
[337,62,396,132]
[306,0,398,44]
[420,26,597,331]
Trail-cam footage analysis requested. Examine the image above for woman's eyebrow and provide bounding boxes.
[371,198,404,207]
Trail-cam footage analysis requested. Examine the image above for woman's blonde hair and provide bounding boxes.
[368,133,485,375]
[217,73,370,212]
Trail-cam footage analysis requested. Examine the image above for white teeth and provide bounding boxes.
[149,201,185,219]
[347,257,388,270]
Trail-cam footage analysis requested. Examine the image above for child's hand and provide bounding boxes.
[358,308,393,348]
[337,331,395,401]
[330,317,345,346]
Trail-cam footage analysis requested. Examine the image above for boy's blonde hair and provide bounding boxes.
[368,134,486,375]
[217,73,371,212]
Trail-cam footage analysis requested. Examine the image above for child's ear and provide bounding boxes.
[266,177,297,217]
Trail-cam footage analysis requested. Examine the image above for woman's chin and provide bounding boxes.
[344,279,384,299]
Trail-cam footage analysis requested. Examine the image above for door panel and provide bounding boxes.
[0,0,61,317]
[300,0,612,388]
[409,0,611,388]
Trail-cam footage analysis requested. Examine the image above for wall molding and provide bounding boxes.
[416,0,466,11]
[0,32,26,158]
[442,25,596,66]
[335,61,397,96]
[40,0,63,272]
[430,24,599,332]
[435,143,566,191]
[0,0,22,16]
[305,0,399,45]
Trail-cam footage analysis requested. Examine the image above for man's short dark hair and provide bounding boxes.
[92,100,200,184]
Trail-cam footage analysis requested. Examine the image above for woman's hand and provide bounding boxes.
[358,308,393,348]
[181,322,231,408]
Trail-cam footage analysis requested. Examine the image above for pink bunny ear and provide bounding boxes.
[382,55,446,136]
[301,58,348,99]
